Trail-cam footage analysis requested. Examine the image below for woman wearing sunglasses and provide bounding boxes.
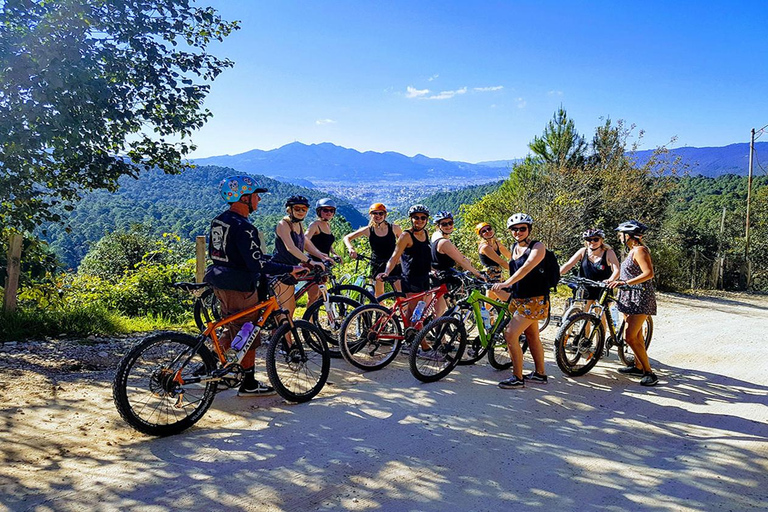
[559,229,620,323]
[475,222,512,300]
[343,203,403,296]
[376,205,433,316]
[431,211,486,315]
[273,195,329,318]
[491,213,549,389]
[305,198,341,306]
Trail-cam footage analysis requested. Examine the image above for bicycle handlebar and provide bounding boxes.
[560,275,642,291]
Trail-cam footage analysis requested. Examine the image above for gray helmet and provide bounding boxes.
[615,220,648,236]
[315,198,337,210]
[506,213,533,229]
[582,228,605,239]
[433,211,453,224]
[408,204,430,217]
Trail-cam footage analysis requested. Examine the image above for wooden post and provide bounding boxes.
[3,233,23,313]
[195,236,206,283]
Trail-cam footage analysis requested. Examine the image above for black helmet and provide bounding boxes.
[582,228,605,239]
[285,195,310,208]
[615,220,648,236]
[408,204,430,217]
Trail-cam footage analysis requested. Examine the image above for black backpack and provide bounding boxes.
[516,240,560,295]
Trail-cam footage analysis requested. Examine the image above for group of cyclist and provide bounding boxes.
[204,175,659,396]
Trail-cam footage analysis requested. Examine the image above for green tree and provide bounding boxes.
[529,107,587,168]
[0,0,239,231]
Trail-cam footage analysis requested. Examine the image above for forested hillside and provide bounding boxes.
[420,181,504,219]
[38,165,367,269]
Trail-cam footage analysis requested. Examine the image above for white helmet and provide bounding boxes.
[506,213,533,229]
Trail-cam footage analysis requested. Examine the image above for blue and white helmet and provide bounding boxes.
[219,175,268,203]
[433,211,453,224]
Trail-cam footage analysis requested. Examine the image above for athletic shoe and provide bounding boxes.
[417,348,446,362]
[618,366,644,376]
[498,376,525,389]
[640,372,659,387]
[524,371,548,384]
[238,379,276,396]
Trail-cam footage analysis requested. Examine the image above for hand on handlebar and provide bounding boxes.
[607,279,624,289]
[290,266,309,278]
[349,249,358,260]
[375,272,387,282]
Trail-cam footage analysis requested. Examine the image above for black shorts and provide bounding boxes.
[401,274,431,294]
[371,260,402,279]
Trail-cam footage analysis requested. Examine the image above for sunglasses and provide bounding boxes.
[371,211,385,216]
[439,221,454,227]
[292,206,309,213]
[585,237,601,242]
[411,215,428,221]
[480,227,493,235]
[320,208,336,213]
[509,226,529,233]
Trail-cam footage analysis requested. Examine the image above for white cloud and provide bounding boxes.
[406,86,430,98]
[428,74,439,82]
[516,97,526,108]
[315,119,337,125]
[426,87,468,100]
[548,90,563,96]
[474,86,504,92]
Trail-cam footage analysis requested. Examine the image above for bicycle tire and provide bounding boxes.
[408,316,466,383]
[554,312,605,376]
[459,335,488,365]
[487,332,513,370]
[113,331,218,436]
[193,288,221,332]
[375,291,402,309]
[617,316,653,367]
[302,294,360,358]
[266,320,330,403]
[538,312,550,332]
[330,284,377,304]
[340,303,402,371]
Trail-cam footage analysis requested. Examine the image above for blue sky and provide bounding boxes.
[190,1,768,163]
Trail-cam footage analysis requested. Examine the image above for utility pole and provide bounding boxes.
[717,206,726,289]
[745,128,755,289]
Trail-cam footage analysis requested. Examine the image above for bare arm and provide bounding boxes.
[608,247,654,287]
[560,248,586,275]
[303,236,329,261]
[606,249,621,281]
[497,241,512,261]
[392,223,403,238]
[343,226,370,258]
[479,242,510,270]
[305,220,321,238]
[493,242,546,290]
[440,239,483,278]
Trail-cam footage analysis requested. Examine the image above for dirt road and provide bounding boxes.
[1,292,766,511]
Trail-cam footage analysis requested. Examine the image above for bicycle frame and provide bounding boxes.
[463,287,512,349]
[390,283,450,330]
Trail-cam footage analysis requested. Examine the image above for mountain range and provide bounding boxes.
[194,141,768,184]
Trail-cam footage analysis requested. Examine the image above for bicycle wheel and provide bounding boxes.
[340,303,402,371]
[617,316,653,367]
[193,288,221,331]
[266,320,330,403]
[113,331,218,436]
[554,312,605,376]
[409,316,466,382]
[330,284,377,305]
[538,310,550,332]
[302,295,360,358]
[487,326,513,370]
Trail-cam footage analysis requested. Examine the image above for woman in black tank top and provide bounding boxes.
[343,203,402,296]
[306,198,341,305]
[490,213,548,389]
[431,211,485,317]
[376,205,433,319]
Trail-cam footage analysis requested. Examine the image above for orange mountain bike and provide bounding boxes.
[113,275,330,436]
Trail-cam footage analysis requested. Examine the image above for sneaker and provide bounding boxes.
[640,372,659,387]
[498,376,525,389]
[417,347,446,362]
[524,371,548,384]
[238,379,276,396]
[618,366,644,376]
